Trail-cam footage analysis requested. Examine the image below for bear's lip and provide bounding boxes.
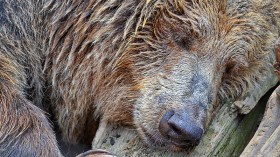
[140,126,195,151]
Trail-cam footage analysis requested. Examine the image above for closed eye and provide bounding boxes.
[225,61,236,74]
[175,37,189,49]
[173,35,192,50]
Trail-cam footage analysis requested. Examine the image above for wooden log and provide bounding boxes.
[240,85,280,157]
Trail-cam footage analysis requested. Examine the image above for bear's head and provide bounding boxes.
[123,0,273,150]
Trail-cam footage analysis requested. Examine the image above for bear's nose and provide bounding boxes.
[159,110,203,147]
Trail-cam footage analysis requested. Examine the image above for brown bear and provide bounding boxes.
[0,0,280,156]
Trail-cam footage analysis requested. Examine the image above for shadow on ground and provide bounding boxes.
[55,128,92,157]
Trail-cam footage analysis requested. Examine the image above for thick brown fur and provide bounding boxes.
[0,0,62,156]
[0,0,280,156]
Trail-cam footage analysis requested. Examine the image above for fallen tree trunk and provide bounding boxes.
[241,85,280,157]
[91,72,278,157]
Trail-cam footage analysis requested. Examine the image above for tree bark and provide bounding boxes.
[241,85,280,157]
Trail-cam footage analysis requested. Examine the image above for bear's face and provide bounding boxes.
[129,1,271,150]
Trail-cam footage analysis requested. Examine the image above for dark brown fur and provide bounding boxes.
[0,0,280,156]
[0,0,61,156]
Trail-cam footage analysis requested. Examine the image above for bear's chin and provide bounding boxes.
[136,124,197,152]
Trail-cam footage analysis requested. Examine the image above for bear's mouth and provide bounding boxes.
[139,126,197,151]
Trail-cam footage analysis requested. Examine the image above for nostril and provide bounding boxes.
[159,110,174,137]
[168,117,203,142]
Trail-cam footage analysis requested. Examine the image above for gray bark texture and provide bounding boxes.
[240,85,280,157]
